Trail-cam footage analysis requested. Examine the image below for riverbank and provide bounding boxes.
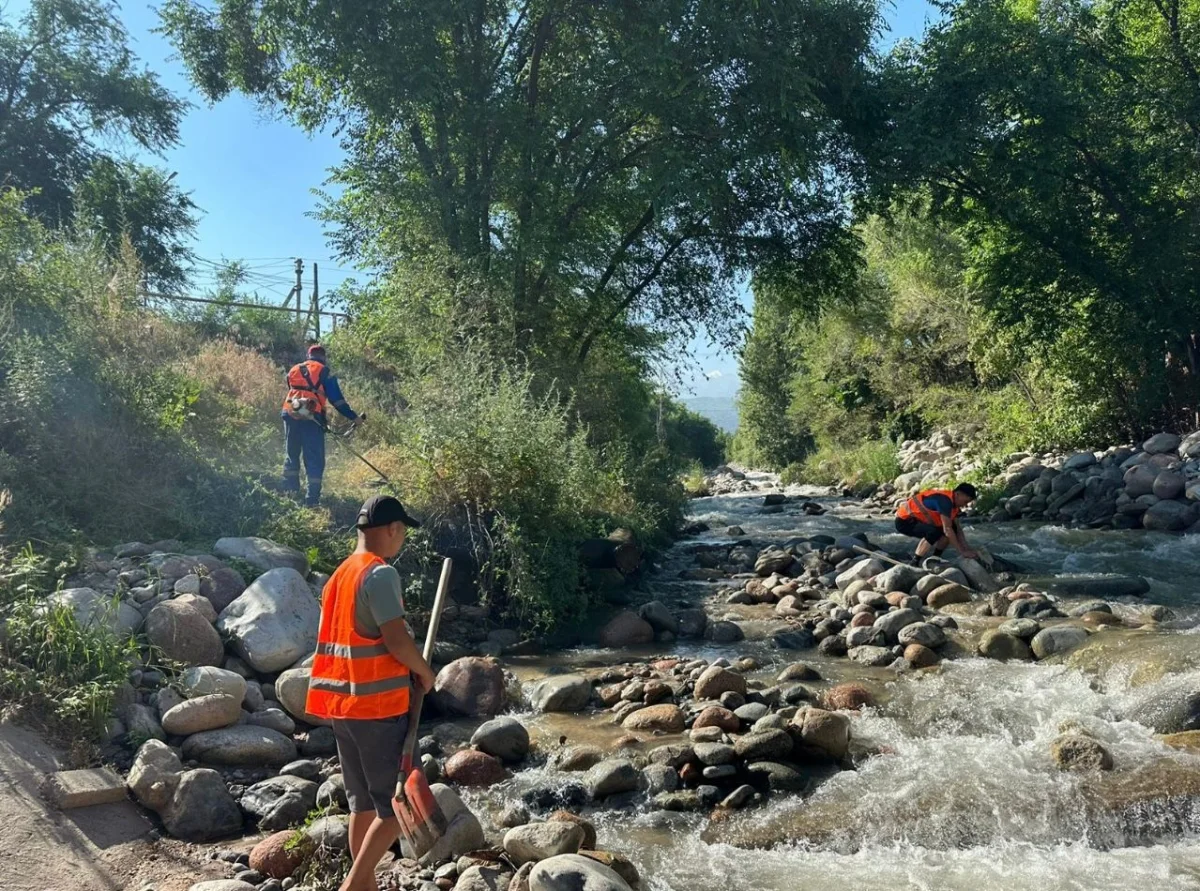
[9,471,1200,891]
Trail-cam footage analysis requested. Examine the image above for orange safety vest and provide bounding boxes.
[282,360,328,419]
[305,552,411,720]
[896,488,959,526]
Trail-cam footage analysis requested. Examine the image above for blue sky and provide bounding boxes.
[8,0,941,393]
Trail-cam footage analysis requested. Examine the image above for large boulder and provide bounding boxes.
[471,716,530,763]
[127,739,184,812]
[529,854,634,891]
[1143,432,1182,454]
[676,608,708,639]
[584,759,639,799]
[241,775,319,831]
[1030,625,1089,660]
[694,665,746,701]
[791,708,850,761]
[754,548,795,577]
[44,588,142,636]
[147,600,225,667]
[161,694,242,736]
[181,726,297,766]
[637,601,678,634]
[217,568,320,673]
[873,563,925,593]
[213,537,309,576]
[597,612,654,648]
[531,675,593,713]
[433,657,506,717]
[161,769,243,841]
[1153,471,1186,500]
[873,608,922,643]
[1125,684,1200,734]
[1143,499,1196,532]
[503,822,586,865]
[400,784,485,865]
[180,666,248,702]
[1123,465,1158,498]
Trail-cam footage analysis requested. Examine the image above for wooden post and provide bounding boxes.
[312,262,320,340]
[293,258,304,326]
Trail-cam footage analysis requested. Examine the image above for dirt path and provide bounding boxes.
[0,720,234,891]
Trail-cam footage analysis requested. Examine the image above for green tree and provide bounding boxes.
[878,0,1200,436]
[159,0,879,361]
[0,0,194,289]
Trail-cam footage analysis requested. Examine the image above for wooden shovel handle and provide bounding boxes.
[401,557,453,764]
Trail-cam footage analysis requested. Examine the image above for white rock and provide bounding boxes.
[217,568,320,673]
[162,694,242,735]
[127,739,184,812]
[213,537,309,576]
[180,666,248,702]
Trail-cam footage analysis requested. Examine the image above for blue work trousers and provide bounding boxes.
[282,416,326,506]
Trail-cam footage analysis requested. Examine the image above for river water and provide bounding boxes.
[475,476,1200,890]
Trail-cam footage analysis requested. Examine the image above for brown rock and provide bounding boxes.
[444,749,507,786]
[927,583,972,609]
[904,643,939,667]
[549,811,597,849]
[692,706,740,732]
[1051,734,1113,772]
[885,591,908,607]
[642,680,672,704]
[821,683,875,711]
[694,666,746,701]
[597,683,624,707]
[849,612,875,628]
[249,830,307,880]
[679,762,702,786]
[1082,611,1122,627]
[1159,731,1200,753]
[433,657,506,717]
[622,704,685,733]
[598,611,655,647]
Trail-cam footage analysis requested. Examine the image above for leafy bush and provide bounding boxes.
[784,438,901,490]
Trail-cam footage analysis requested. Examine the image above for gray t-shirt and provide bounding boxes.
[354,564,406,638]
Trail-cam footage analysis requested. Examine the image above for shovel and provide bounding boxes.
[392,556,453,858]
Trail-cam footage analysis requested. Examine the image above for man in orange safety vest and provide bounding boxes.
[306,494,435,891]
[895,483,979,563]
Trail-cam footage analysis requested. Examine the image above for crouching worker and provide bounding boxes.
[895,483,979,563]
[305,495,436,891]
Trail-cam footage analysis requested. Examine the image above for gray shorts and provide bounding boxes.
[331,715,409,818]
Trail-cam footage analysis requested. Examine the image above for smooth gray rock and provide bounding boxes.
[161,769,243,841]
[638,601,678,634]
[528,854,633,891]
[161,694,242,736]
[873,608,922,643]
[303,815,350,851]
[1030,625,1089,660]
[584,759,640,799]
[896,621,946,649]
[181,725,297,766]
[471,716,530,763]
[240,775,319,831]
[400,784,485,866]
[530,675,592,713]
[502,822,586,865]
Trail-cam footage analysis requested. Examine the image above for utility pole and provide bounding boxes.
[293,258,304,326]
[311,262,320,340]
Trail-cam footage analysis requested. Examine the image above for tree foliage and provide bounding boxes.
[877,0,1200,434]
[0,0,196,290]
[160,0,880,361]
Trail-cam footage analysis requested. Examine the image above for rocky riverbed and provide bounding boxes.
[38,471,1200,891]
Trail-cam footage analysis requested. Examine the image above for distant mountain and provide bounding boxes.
[684,395,739,433]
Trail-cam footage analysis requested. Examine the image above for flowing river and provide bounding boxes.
[467,475,1200,890]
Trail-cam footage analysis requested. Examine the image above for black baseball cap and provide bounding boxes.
[356,495,422,529]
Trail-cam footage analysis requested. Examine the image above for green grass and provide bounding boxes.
[782,438,902,490]
[681,460,711,498]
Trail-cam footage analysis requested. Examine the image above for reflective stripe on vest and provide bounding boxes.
[282,360,329,417]
[305,552,411,720]
[896,488,957,526]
